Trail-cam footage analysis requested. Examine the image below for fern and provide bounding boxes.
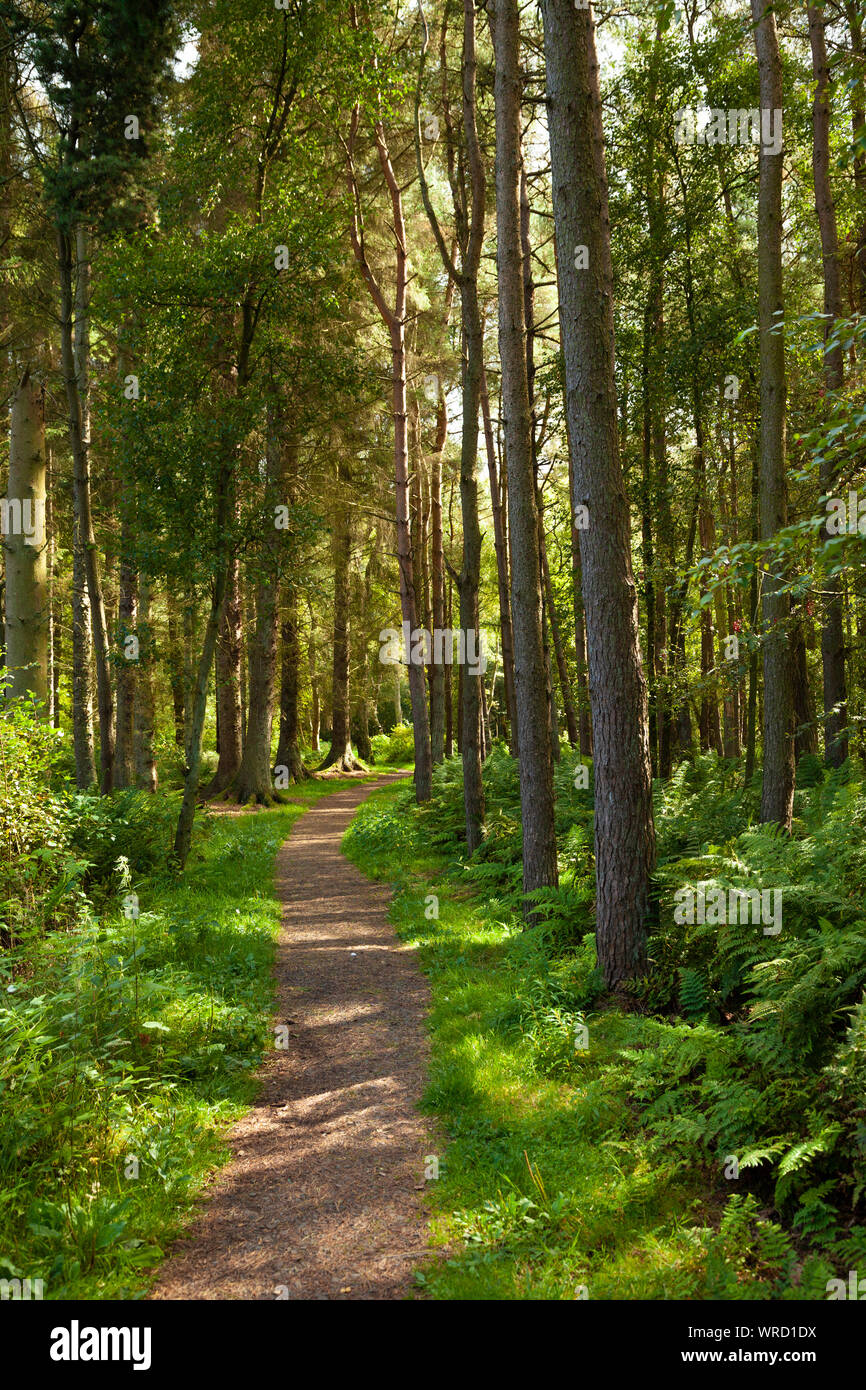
[678,967,709,1019]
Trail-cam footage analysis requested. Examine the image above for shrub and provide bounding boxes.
[63,790,177,897]
[370,723,415,765]
[0,699,85,943]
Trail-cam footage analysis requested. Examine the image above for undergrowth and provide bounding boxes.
[0,713,341,1299]
[343,748,866,1300]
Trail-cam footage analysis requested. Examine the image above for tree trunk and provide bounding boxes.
[639,300,662,775]
[457,282,485,851]
[234,572,279,800]
[752,0,795,829]
[429,385,447,762]
[307,596,321,752]
[59,223,114,791]
[745,430,761,784]
[542,0,655,985]
[698,495,723,756]
[541,532,578,746]
[319,491,363,772]
[844,1,866,310]
[351,549,375,764]
[207,553,243,792]
[114,506,137,789]
[392,661,401,730]
[416,0,486,844]
[182,585,199,769]
[792,610,818,760]
[275,582,309,783]
[809,3,849,766]
[46,441,59,726]
[564,412,593,762]
[521,163,560,773]
[234,430,299,800]
[481,364,517,753]
[134,576,158,791]
[166,592,186,749]
[444,572,454,756]
[173,465,232,865]
[494,0,559,907]
[4,369,48,707]
[346,103,432,799]
[71,520,97,786]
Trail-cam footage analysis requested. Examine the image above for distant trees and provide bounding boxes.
[5,369,47,705]
[2,0,864,985]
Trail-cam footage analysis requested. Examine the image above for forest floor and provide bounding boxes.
[151,772,435,1300]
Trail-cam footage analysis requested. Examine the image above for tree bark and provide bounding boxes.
[351,548,375,763]
[59,223,115,791]
[4,369,48,707]
[275,582,309,783]
[640,304,658,775]
[541,531,578,746]
[166,591,186,749]
[415,0,486,846]
[234,570,279,800]
[308,596,321,751]
[745,430,761,784]
[429,385,447,762]
[346,99,432,800]
[844,1,866,310]
[752,0,795,829]
[480,363,517,754]
[173,462,233,864]
[71,520,97,786]
[208,553,243,792]
[233,429,299,801]
[114,505,137,789]
[134,576,158,791]
[808,2,849,765]
[792,609,818,760]
[541,0,655,984]
[319,489,363,771]
[493,0,559,907]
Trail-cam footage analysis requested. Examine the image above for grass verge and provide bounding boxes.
[343,777,852,1301]
[0,779,349,1300]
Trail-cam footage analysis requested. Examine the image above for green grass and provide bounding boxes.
[343,778,849,1301]
[0,778,350,1300]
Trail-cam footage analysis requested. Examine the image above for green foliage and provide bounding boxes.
[64,789,177,895]
[0,699,87,943]
[369,723,416,766]
[6,0,177,229]
[0,794,328,1298]
[347,753,866,1299]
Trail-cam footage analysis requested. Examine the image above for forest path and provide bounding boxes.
[151,772,434,1301]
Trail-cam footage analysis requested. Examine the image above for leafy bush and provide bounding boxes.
[360,746,866,1286]
[0,700,86,943]
[63,789,177,896]
[370,723,416,765]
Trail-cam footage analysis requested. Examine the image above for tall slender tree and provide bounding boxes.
[541,0,655,985]
[752,0,795,829]
[492,0,559,907]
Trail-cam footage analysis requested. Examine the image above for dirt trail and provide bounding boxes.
[151,773,433,1301]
